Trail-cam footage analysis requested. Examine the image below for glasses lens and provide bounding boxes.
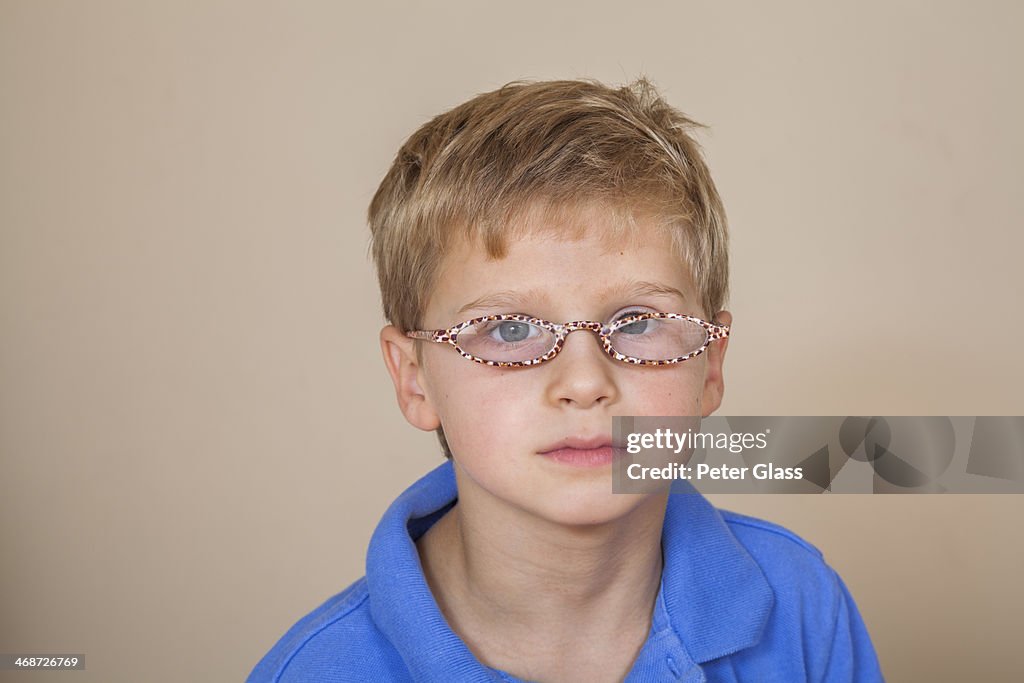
[456,318,556,363]
[610,316,708,361]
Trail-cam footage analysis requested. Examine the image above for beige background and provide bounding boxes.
[2,1,1022,681]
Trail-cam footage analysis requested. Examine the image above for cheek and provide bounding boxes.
[625,364,706,415]
[442,392,502,447]
[427,362,529,453]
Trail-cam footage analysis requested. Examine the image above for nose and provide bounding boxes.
[543,326,620,409]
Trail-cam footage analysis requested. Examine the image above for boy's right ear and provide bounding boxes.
[379,326,442,432]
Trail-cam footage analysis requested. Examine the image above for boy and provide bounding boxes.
[248,78,883,682]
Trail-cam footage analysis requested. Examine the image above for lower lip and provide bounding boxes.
[540,446,615,467]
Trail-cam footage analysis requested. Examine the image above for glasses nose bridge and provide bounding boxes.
[554,321,612,358]
[546,320,613,366]
[560,320,607,338]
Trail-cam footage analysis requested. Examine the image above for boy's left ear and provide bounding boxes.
[701,310,731,417]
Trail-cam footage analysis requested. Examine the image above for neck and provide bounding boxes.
[417,466,668,680]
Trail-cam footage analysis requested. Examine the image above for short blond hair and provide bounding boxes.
[368,77,729,331]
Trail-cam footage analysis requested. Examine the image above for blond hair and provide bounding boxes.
[369,77,729,328]
[367,77,730,457]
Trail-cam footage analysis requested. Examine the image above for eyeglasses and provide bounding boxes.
[406,313,729,367]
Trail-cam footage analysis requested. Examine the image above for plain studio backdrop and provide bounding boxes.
[1,2,1021,681]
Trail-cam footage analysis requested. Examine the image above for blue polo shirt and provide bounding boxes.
[248,461,884,682]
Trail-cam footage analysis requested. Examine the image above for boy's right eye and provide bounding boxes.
[488,320,535,343]
[458,319,554,363]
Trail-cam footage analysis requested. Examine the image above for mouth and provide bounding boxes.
[538,436,619,468]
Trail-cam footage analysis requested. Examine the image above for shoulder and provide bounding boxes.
[719,508,841,615]
[719,509,825,564]
[246,578,408,683]
[713,510,884,681]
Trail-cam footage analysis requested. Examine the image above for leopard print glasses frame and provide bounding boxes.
[406,313,730,368]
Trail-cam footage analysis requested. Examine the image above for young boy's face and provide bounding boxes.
[382,204,730,527]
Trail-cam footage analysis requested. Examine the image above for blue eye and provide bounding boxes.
[613,309,654,335]
[492,321,533,343]
[618,319,650,335]
[459,318,555,363]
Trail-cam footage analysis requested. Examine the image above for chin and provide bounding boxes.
[532,489,654,528]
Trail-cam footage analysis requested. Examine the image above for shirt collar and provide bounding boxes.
[658,480,774,663]
[365,462,773,680]
[365,462,499,682]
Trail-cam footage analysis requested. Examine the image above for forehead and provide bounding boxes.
[427,204,701,321]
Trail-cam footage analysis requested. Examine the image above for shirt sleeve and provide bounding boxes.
[821,568,885,682]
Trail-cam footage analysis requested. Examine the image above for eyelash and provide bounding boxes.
[612,306,657,321]
[501,305,659,321]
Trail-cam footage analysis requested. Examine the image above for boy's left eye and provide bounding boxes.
[611,308,657,335]
[617,318,650,335]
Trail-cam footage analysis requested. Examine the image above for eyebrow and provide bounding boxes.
[455,280,688,316]
[602,280,689,303]
[456,289,552,315]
